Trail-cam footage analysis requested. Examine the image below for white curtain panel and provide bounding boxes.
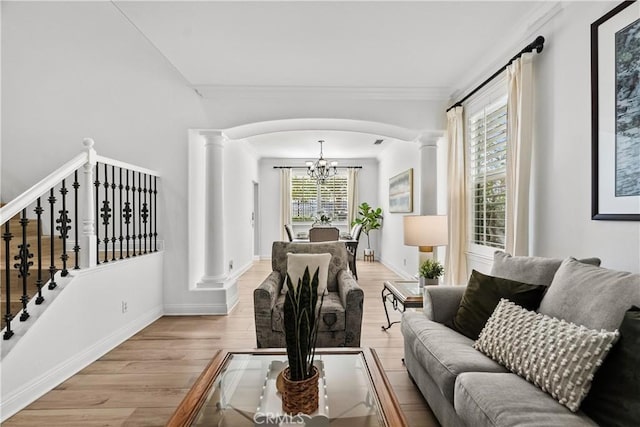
[506,53,534,256]
[279,168,292,241]
[444,106,468,285]
[347,168,359,229]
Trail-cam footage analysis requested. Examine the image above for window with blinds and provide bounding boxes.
[468,99,507,249]
[291,174,348,223]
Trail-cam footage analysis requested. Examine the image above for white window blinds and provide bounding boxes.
[291,174,348,223]
[468,99,507,249]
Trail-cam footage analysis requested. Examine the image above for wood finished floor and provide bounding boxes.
[4,260,439,427]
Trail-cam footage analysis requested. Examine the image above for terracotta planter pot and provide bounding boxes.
[281,366,319,415]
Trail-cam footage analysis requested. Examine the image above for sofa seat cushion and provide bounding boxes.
[455,373,598,427]
[401,311,507,404]
[272,292,345,333]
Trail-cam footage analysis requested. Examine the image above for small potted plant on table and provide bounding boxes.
[418,258,444,287]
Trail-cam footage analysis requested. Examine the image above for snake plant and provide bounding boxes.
[283,266,325,381]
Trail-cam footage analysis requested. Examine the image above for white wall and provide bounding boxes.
[377,141,423,278]
[1,253,164,421]
[224,140,259,273]
[529,2,640,272]
[1,2,210,311]
[258,157,379,258]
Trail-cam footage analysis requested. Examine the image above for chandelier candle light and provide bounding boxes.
[306,140,338,184]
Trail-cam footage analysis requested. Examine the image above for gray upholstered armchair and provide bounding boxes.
[254,241,364,348]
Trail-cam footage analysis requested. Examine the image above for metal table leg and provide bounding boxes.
[381,286,404,331]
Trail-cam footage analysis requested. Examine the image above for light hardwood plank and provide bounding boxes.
[4,260,438,427]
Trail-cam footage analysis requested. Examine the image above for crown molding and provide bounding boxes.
[191,85,452,101]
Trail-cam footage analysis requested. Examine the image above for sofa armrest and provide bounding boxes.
[254,271,282,312]
[423,285,466,324]
[337,270,364,346]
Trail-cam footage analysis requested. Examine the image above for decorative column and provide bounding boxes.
[198,131,228,286]
[418,131,442,215]
[80,138,97,268]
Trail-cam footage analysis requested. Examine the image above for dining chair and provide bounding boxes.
[346,223,363,279]
[284,224,295,242]
[309,227,339,242]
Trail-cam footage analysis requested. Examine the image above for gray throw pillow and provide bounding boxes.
[490,251,601,287]
[474,299,619,412]
[538,258,640,331]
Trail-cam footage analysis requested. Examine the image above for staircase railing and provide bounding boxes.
[0,139,160,339]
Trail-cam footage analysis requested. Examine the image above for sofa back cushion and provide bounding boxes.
[490,251,601,287]
[272,241,349,292]
[538,258,640,331]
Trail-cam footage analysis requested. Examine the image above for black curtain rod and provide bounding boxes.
[273,166,362,169]
[446,35,545,112]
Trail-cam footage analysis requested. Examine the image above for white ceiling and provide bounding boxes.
[114,1,544,158]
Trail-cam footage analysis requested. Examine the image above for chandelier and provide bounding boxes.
[306,140,338,184]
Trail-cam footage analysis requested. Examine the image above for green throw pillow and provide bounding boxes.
[453,270,547,340]
[581,306,640,426]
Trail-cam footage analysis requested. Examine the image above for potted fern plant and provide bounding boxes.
[351,202,383,256]
[280,266,325,414]
[418,258,444,287]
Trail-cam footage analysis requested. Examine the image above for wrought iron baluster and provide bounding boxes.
[57,179,70,277]
[131,171,136,257]
[34,198,44,304]
[3,222,14,339]
[73,170,80,269]
[138,172,142,255]
[119,168,123,260]
[142,173,149,255]
[48,188,57,289]
[111,165,116,261]
[101,164,111,263]
[95,162,101,265]
[154,176,158,252]
[14,209,33,321]
[125,169,131,258]
[148,174,152,254]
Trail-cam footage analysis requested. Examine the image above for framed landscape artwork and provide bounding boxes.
[591,0,640,220]
[389,168,413,213]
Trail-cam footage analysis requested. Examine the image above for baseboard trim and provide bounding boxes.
[0,305,163,422]
[378,258,415,280]
[163,302,236,315]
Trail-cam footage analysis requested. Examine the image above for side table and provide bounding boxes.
[381,280,423,331]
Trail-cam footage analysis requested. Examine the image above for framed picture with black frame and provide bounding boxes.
[591,0,640,221]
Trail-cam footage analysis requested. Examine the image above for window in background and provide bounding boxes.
[467,97,507,253]
[291,173,348,223]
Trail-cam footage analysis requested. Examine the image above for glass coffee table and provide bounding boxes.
[381,280,422,331]
[167,348,407,427]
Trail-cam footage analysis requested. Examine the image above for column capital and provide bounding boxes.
[417,130,445,148]
[200,130,227,147]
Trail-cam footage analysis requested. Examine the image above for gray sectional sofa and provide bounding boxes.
[401,253,640,427]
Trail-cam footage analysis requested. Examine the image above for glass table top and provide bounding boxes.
[191,352,386,427]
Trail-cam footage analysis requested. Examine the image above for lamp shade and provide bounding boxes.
[403,215,448,248]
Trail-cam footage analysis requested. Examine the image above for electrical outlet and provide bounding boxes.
[229,260,234,270]
[403,258,407,266]
[121,301,128,313]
